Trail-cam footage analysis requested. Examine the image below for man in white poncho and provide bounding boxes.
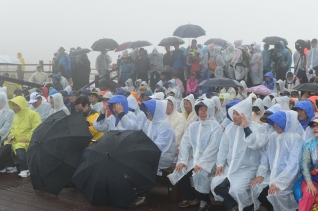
[48,93,70,116]
[140,99,175,170]
[250,110,303,211]
[168,99,223,211]
[211,96,266,211]
[28,92,50,122]
[127,94,147,130]
[0,92,14,143]
[181,94,198,132]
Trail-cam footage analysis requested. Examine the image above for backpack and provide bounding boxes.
[238,48,250,68]
[208,52,217,70]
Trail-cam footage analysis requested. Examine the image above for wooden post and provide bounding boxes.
[39,60,44,71]
[49,61,52,73]
[95,75,99,88]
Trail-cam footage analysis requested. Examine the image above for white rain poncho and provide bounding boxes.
[181,94,198,132]
[141,100,176,169]
[274,79,285,96]
[231,40,247,81]
[306,46,318,78]
[48,93,70,116]
[167,79,182,100]
[166,96,185,147]
[263,96,273,109]
[220,93,231,113]
[168,89,181,112]
[93,95,138,132]
[252,98,265,124]
[273,96,290,110]
[149,48,163,71]
[211,96,226,124]
[127,94,147,130]
[223,44,235,79]
[135,79,142,92]
[251,110,303,211]
[90,102,103,113]
[236,80,247,100]
[29,98,51,122]
[154,80,167,93]
[168,99,223,193]
[203,44,215,75]
[214,46,226,77]
[249,44,264,85]
[123,78,135,92]
[0,92,14,142]
[211,96,267,211]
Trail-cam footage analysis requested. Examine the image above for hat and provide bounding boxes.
[311,39,318,43]
[309,116,318,127]
[143,90,152,96]
[49,74,59,80]
[58,47,65,51]
[49,89,59,96]
[102,92,113,99]
[29,92,42,104]
[88,91,100,98]
[149,92,164,100]
[69,91,79,97]
[60,90,68,96]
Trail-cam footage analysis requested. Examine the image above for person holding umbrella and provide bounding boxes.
[95,49,112,81]
[163,46,172,66]
[135,48,151,83]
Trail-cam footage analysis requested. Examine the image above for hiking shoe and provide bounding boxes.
[18,170,30,178]
[199,203,210,211]
[178,199,199,208]
[0,168,6,173]
[129,197,147,208]
[7,167,18,173]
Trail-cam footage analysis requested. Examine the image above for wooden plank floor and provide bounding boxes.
[0,173,270,211]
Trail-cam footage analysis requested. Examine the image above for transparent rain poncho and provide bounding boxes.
[168,99,223,193]
[273,96,290,110]
[167,79,182,100]
[48,93,70,116]
[211,96,226,124]
[252,98,265,124]
[211,96,266,210]
[0,91,14,142]
[180,94,198,132]
[127,94,147,130]
[141,100,176,169]
[220,93,231,113]
[274,79,285,96]
[252,110,303,211]
[249,44,264,85]
[263,96,273,109]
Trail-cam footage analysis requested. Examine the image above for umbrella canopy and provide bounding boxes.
[70,48,91,57]
[262,36,288,45]
[91,38,118,51]
[294,83,318,92]
[0,55,22,65]
[72,130,161,208]
[204,38,227,47]
[115,42,132,52]
[198,77,242,88]
[158,37,185,46]
[247,85,272,96]
[27,111,92,195]
[173,24,206,38]
[128,40,152,49]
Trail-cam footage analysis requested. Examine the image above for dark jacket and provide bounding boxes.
[163,52,172,66]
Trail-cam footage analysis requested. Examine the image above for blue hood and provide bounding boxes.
[226,100,240,120]
[264,72,274,80]
[140,99,156,118]
[292,100,315,129]
[108,95,129,115]
[267,110,287,131]
[279,40,286,51]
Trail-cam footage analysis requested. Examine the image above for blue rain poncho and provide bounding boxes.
[93,95,137,132]
[262,72,276,91]
[252,110,303,211]
[168,99,223,194]
[292,100,315,130]
[141,100,176,169]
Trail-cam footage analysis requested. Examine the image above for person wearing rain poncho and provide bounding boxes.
[122,78,135,92]
[231,40,247,81]
[196,69,211,98]
[181,94,198,132]
[274,79,285,96]
[292,100,315,131]
[272,41,292,80]
[168,99,223,211]
[141,99,176,169]
[223,43,235,79]
[127,94,147,130]
[166,79,181,99]
[307,38,318,80]
[272,96,290,110]
[149,47,163,71]
[28,92,51,122]
[48,93,70,116]
[203,44,215,77]
[166,96,185,148]
[0,92,14,144]
[154,80,167,93]
[262,44,271,72]
[211,96,267,211]
[220,100,240,131]
[284,71,300,90]
[236,81,247,100]
[211,96,226,124]
[213,46,226,78]
[93,95,137,132]
[134,79,142,92]
[252,98,265,125]
[262,72,277,91]
[220,86,236,100]
[219,93,231,113]
[250,110,303,211]
[263,96,273,110]
[249,44,264,85]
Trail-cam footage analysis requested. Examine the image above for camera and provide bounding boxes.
[269,48,281,62]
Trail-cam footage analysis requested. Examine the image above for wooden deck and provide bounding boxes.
[0,172,267,211]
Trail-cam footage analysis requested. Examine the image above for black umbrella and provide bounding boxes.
[262,36,288,45]
[204,38,228,47]
[91,38,118,51]
[27,111,92,195]
[70,48,91,57]
[199,77,242,87]
[173,24,206,38]
[294,83,318,92]
[158,37,185,46]
[72,130,161,208]
[0,144,12,169]
[128,40,152,49]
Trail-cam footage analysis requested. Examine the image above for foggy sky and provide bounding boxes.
[1,0,317,71]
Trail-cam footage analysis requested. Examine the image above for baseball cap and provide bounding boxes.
[49,74,59,79]
[29,92,41,104]
[101,92,113,99]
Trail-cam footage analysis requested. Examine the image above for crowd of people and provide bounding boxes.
[0,38,318,211]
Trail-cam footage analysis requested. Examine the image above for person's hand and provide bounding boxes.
[268,184,280,195]
[115,103,124,113]
[306,181,317,196]
[250,176,264,188]
[241,113,248,128]
[19,139,27,143]
[175,149,180,156]
[194,165,202,173]
[215,166,224,176]
[102,102,109,114]
[175,163,187,172]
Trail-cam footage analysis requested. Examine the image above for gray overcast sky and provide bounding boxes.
[1,0,317,70]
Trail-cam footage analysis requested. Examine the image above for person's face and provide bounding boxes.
[265,76,270,82]
[101,51,106,55]
[156,85,160,89]
[220,99,224,106]
[126,82,131,87]
[53,58,58,63]
[225,86,229,91]
[174,44,179,50]
[297,108,308,121]
[264,45,269,50]
[191,40,197,47]
[139,50,145,56]
[32,98,42,108]
[52,78,57,82]
[70,95,78,103]
[59,50,65,54]
[315,75,318,81]
[123,58,128,63]
[12,103,21,113]
[312,43,317,48]
[291,94,299,98]
[143,95,150,101]
[190,75,196,79]
[276,84,280,91]
[165,46,170,52]
[311,123,318,137]
[75,104,83,112]
[274,123,284,134]
[49,97,54,108]
[166,100,174,115]
[160,75,166,80]
[198,106,208,120]
[36,67,41,72]
[252,98,256,104]
[287,75,293,81]
[183,100,192,114]
[289,102,294,110]
[168,83,172,88]
[89,95,98,104]
[232,110,242,125]
[102,98,110,105]
[136,82,141,87]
